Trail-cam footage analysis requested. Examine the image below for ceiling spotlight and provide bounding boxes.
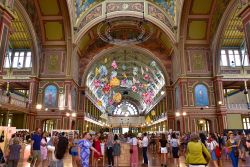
[66,113,70,117]
[175,112,180,117]
[71,113,76,117]
[36,104,42,110]
[161,91,165,95]
[182,112,187,116]
[45,108,48,111]
[218,101,222,105]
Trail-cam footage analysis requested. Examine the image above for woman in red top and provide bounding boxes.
[93,135,102,166]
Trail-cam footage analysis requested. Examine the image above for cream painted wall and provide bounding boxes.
[227,114,243,129]
[108,116,145,127]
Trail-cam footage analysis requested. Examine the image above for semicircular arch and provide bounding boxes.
[81,45,170,86]
[74,1,177,46]
[15,1,40,76]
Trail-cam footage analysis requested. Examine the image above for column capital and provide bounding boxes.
[213,75,223,82]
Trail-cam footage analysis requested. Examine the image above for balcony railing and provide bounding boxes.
[227,103,249,110]
[0,93,28,108]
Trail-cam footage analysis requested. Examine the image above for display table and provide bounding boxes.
[117,142,130,166]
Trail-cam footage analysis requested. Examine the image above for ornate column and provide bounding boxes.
[0,2,14,75]
[77,87,85,133]
[238,1,250,57]
[213,76,227,132]
[28,77,39,109]
[166,85,175,130]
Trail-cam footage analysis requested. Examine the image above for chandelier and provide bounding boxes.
[97,17,153,46]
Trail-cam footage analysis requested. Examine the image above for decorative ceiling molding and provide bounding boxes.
[74,0,177,45]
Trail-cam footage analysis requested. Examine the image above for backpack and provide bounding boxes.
[55,137,68,160]
[215,145,221,158]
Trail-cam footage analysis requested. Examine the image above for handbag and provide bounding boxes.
[234,149,239,157]
[215,146,221,158]
[69,146,73,154]
[129,146,133,154]
[27,155,33,163]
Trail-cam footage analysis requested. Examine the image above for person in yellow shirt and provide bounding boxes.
[185,133,211,167]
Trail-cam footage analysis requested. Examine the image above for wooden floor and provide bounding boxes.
[16,144,250,167]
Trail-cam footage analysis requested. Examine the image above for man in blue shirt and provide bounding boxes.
[31,128,42,167]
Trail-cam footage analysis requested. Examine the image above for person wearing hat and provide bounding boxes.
[8,137,21,167]
[226,132,239,167]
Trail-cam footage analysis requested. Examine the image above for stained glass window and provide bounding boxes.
[44,85,58,108]
[194,84,209,107]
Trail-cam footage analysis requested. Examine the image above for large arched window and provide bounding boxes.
[113,101,138,116]
[44,85,58,108]
[194,84,209,106]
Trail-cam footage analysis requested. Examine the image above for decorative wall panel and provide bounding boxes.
[106,2,144,13]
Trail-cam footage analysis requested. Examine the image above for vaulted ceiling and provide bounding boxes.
[77,19,173,85]
[18,0,70,47]
[10,9,32,49]
[221,6,244,47]
[182,0,231,45]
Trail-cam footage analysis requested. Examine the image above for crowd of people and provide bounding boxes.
[0,129,249,167]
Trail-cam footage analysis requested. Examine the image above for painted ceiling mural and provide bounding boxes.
[85,48,165,115]
[75,0,176,20]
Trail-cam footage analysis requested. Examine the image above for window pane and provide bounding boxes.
[26,52,32,67]
[18,56,24,68]
[242,50,249,66]
[221,50,226,54]
[228,54,235,67]
[25,56,31,67]
[221,54,228,66]
[235,54,241,66]
[243,123,246,129]
[234,50,239,54]
[12,52,19,68]
[4,57,10,68]
[228,50,233,54]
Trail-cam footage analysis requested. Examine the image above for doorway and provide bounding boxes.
[197,119,210,133]
[43,120,55,132]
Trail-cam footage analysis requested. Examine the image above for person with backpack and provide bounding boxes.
[8,138,21,167]
[55,132,68,161]
[239,133,247,161]
[170,133,180,167]
[47,136,63,167]
[226,132,239,167]
[78,132,101,167]
[207,133,219,167]
[31,128,42,167]
[70,133,80,167]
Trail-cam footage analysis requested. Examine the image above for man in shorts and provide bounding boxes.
[31,128,42,167]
